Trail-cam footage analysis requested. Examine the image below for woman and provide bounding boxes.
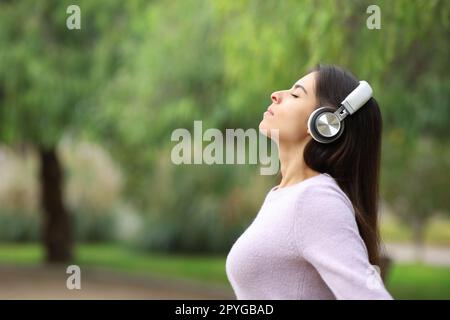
[226,64,393,300]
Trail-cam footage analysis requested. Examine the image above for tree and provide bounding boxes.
[0,0,139,262]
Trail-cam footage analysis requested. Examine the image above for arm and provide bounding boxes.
[294,188,393,300]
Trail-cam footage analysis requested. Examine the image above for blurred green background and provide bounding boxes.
[0,0,448,299]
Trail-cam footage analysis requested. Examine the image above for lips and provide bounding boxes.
[266,108,274,116]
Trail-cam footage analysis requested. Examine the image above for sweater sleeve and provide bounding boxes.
[293,187,393,300]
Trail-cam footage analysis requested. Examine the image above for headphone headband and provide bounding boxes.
[341,81,373,115]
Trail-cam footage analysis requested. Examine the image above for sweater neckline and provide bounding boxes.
[268,173,332,198]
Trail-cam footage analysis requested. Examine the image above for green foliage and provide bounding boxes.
[0,211,40,242]
[132,152,269,253]
[0,0,448,252]
[0,209,118,243]
[71,209,118,243]
[0,0,140,147]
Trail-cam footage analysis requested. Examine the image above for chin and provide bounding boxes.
[258,120,269,134]
[259,122,276,140]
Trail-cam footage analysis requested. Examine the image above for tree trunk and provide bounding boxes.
[39,146,73,263]
[412,216,426,262]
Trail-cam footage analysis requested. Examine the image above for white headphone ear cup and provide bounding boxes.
[307,107,344,144]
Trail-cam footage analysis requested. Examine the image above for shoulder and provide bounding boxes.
[292,174,356,228]
[294,174,353,213]
[292,175,363,254]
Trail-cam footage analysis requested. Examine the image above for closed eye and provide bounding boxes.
[291,94,299,98]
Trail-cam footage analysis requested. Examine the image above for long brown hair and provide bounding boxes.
[304,64,382,266]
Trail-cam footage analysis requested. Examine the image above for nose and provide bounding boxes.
[271,91,281,104]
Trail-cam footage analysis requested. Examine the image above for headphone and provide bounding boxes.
[307,80,373,144]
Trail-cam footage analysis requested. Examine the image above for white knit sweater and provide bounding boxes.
[226,173,393,300]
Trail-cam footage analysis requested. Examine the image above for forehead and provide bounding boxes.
[293,72,316,91]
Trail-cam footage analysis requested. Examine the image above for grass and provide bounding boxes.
[386,263,450,300]
[77,244,229,284]
[0,243,449,299]
[0,243,229,284]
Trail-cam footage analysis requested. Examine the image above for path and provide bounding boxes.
[0,264,234,300]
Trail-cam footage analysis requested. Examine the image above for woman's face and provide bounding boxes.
[259,72,318,144]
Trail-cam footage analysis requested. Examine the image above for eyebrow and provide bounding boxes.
[293,84,308,95]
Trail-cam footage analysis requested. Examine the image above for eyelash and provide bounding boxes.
[291,94,299,98]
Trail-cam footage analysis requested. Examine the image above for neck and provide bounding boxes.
[277,140,320,188]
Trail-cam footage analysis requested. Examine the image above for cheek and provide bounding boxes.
[277,106,309,141]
